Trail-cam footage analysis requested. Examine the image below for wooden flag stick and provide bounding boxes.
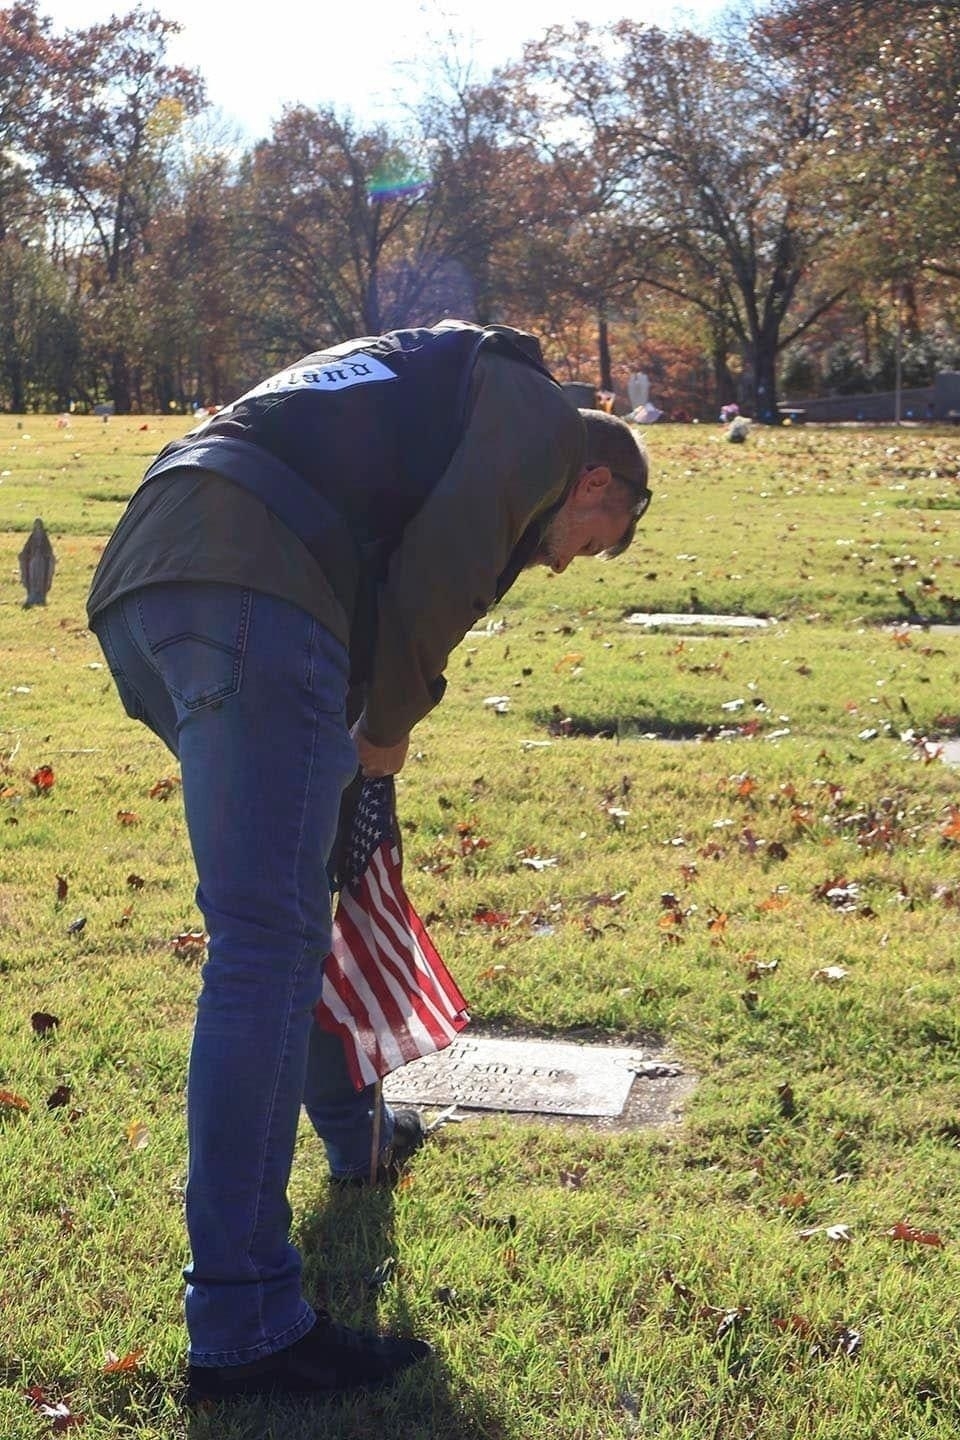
[369,1078,383,1185]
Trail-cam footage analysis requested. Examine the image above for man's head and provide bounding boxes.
[533,409,651,574]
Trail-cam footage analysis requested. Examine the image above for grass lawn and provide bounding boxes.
[1,414,958,1439]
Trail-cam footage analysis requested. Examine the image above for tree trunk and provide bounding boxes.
[598,313,613,392]
[751,335,779,424]
[7,356,25,412]
[111,351,132,414]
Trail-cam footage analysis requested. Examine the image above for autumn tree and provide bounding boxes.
[756,0,960,288]
[28,6,205,410]
[239,105,483,354]
[507,20,854,418]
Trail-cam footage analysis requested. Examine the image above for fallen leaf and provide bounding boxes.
[56,875,68,902]
[941,806,960,842]
[31,765,55,793]
[46,1085,72,1109]
[148,776,180,800]
[777,1081,797,1118]
[519,854,558,870]
[832,1325,862,1358]
[23,1386,86,1429]
[31,1011,60,1035]
[473,908,510,926]
[126,1120,150,1151]
[1,1089,30,1113]
[126,873,145,889]
[103,1348,144,1374]
[559,1163,589,1189]
[172,930,207,958]
[812,966,849,984]
[66,916,86,936]
[884,1222,943,1247]
[477,964,508,982]
[116,810,140,826]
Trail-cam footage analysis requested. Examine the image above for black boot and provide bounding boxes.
[185,1312,430,1406]
[332,1107,426,1188]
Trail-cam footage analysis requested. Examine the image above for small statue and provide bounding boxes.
[19,518,56,607]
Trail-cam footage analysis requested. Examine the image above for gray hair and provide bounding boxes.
[578,408,651,556]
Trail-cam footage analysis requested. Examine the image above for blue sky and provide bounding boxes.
[41,0,730,141]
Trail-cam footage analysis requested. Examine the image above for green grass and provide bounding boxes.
[1,415,959,1438]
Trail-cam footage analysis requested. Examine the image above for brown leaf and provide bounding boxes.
[116,810,140,826]
[884,1222,943,1247]
[172,930,207,958]
[56,875,68,902]
[777,1082,797,1118]
[126,873,145,889]
[559,1164,589,1189]
[473,907,510,926]
[772,1313,812,1336]
[32,1011,60,1035]
[746,958,779,981]
[1,1089,30,1114]
[126,1120,150,1151]
[46,1085,72,1110]
[103,1347,144,1374]
[148,776,180,800]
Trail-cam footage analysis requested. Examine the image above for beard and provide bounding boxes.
[524,507,572,569]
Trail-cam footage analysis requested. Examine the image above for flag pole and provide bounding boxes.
[369,1078,383,1185]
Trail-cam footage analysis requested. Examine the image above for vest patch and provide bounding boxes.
[240,354,398,401]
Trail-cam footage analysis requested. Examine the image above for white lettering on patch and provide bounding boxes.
[240,354,397,400]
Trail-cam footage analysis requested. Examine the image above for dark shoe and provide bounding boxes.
[332,1107,426,1188]
[185,1313,430,1406]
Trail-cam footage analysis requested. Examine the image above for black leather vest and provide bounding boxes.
[140,321,564,675]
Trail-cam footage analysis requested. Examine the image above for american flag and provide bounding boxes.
[314,777,470,1091]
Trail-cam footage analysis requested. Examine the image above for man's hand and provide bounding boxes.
[353,720,410,778]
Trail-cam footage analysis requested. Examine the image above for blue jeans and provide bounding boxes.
[93,583,399,1365]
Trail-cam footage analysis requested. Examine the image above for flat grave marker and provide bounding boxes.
[384,1035,695,1127]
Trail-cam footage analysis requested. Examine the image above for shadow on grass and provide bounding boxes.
[2,1187,508,1438]
[187,1185,508,1440]
[532,707,729,741]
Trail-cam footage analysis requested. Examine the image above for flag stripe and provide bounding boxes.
[314,778,470,1092]
[362,847,468,1019]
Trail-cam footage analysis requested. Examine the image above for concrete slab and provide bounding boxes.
[383,1035,694,1127]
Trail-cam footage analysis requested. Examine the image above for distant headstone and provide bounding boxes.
[384,1034,693,1123]
[628,372,650,408]
[19,518,56,607]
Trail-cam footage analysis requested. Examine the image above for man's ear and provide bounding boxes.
[577,464,612,500]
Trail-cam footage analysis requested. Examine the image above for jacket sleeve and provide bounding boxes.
[362,353,585,746]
